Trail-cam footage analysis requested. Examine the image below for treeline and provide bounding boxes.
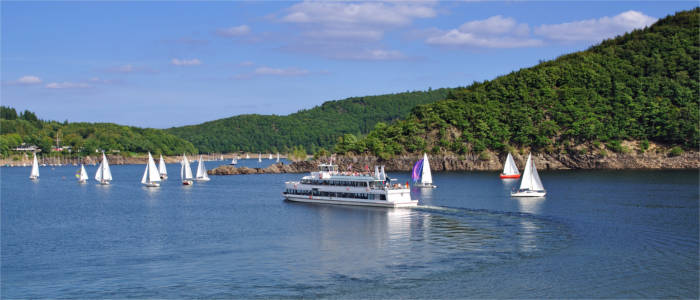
[336,8,699,158]
[0,106,197,156]
[166,89,451,154]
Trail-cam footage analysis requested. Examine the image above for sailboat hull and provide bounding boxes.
[143,182,160,187]
[30,176,39,180]
[195,177,210,182]
[511,189,546,197]
[500,174,521,179]
[160,175,168,180]
[414,183,436,188]
[182,180,193,185]
[99,181,110,185]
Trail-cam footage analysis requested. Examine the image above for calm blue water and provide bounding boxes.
[2,163,698,298]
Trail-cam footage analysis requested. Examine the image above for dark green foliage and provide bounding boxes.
[349,9,699,156]
[166,89,451,153]
[668,146,684,157]
[1,109,197,156]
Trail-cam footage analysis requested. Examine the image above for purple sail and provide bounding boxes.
[411,159,424,182]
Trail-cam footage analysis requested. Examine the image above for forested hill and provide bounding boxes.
[166,89,451,153]
[335,8,699,158]
[0,106,197,156]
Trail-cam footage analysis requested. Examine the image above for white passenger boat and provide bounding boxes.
[283,164,417,208]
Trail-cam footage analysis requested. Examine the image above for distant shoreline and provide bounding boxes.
[0,153,289,167]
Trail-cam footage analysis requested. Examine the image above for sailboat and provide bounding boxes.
[29,153,39,180]
[196,155,211,181]
[500,153,521,179]
[246,153,250,159]
[269,153,273,160]
[230,156,237,165]
[258,153,262,163]
[411,153,436,188]
[76,164,88,183]
[95,152,112,185]
[141,152,161,187]
[158,154,168,179]
[276,153,280,163]
[220,154,224,161]
[511,153,546,197]
[180,154,194,185]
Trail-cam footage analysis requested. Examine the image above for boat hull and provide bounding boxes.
[195,178,211,182]
[182,180,193,185]
[99,181,110,185]
[511,190,546,197]
[414,183,436,188]
[283,193,418,208]
[143,182,160,187]
[500,174,521,179]
[160,175,168,180]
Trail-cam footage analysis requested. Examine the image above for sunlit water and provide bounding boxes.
[2,162,698,298]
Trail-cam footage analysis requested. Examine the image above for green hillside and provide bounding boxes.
[166,89,451,154]
[0,106,197,156]
[336,8,699,158]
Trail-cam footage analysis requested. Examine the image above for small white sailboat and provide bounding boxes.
[141,152,161,187]
[276,153,280,163]
[76,164,88,183]
[230,156,237,165]
[511,153,546,197]
[246,153,250,159]
[220,154,224,161]
[500,152,521,179]
[29,153,40,180]
[258,153,262,163]
[269,153,273,160]
[158,154,168,179]
[180,154,194,185]
[411,153,436,188]
[95,152,112,185]
[195,155,210,181]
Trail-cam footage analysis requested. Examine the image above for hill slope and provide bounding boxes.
[166,89,450,154]
[0,107,197,156]
[338,8,698,158]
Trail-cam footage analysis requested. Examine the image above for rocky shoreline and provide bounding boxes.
[208,150,699,175]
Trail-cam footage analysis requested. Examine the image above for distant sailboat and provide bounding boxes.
[220,154,224,161]
[276,153,280,163]
[230,156,237,165]
[29,153,39,180]
[269,153,273,160]
[158,154,168,179]
[411,153,436,188]
[246,154,250,159]
[258,153,262,163]
[141,152,161,187]
[95,152,112,185]
[195,155,210,181]
[500,153,521,179]
[76,164,88,183]
[511,153,546,197]
[180,154,194,185]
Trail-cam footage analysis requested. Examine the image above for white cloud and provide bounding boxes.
[282,2,435,26]
[216,25,251,37]
[426,15,542,48]
[254,67,309,76]
[105,64,156,74]
[45,82,91,89]
[534,10,657,42]
[302,28,384,41]
[171,58,202,66]
[334,49,407,61]
[5,75,43,85]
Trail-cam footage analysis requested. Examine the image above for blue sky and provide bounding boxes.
[2,1,696,128]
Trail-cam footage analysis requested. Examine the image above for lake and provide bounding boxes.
[1,161,698,298]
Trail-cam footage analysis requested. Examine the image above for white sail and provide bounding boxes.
[196,155,209,180]
[79,164,88,181]
[276,153,280,162]
[95,152,112,182]
[30,153,40,179]
[269,153,273,160]
[180,154,193,180]
[141,152,161,185]
[420,153,433,185]
[158,155,168,176]
[246,154,250,159]
[258,153,262,162]
[519,154,544,191]
[503,153,520,175]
